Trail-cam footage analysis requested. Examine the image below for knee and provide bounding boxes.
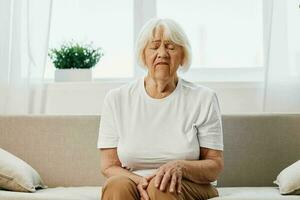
[102,175,136,195]
[147,178,178,199]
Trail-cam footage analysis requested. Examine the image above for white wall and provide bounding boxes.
[44,81,264,114]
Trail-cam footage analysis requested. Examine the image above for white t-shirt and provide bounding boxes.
[97,76,224,177]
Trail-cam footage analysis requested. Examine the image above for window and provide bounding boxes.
[157,0,263,69]
[46,0,264,81]
[45,0,134,79]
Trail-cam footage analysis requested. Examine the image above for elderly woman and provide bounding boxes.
[97,18,224,200]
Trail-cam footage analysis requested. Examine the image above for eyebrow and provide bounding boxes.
[151,40,161,43]
[151,40,173,43]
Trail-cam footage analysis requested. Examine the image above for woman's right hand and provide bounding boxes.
[137,175,155,200]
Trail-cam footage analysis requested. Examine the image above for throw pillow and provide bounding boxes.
[274,160,300,195]
[0,148,47,192]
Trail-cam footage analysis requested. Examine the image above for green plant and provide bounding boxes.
[48,41,104,69]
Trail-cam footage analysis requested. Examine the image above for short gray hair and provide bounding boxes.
[135,18,192,73]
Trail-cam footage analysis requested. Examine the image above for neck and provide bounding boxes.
[144,75,178,99]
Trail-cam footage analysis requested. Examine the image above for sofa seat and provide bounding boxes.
[1,187,300,200]
[213,187,300,200]
[0,186,101,200]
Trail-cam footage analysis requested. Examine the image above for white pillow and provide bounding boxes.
[274,160,300,195]
[0,148,47,192]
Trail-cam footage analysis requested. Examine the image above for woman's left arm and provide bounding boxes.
[154,147,224,193]
[181,147,224,184]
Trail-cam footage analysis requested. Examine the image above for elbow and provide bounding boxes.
[100,164,111,177]
[208,159,224,182]
[217,158,225,174]
[100,168,107,177]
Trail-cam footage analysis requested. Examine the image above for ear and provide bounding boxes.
[180,57,185,66]
[180,50,185,66]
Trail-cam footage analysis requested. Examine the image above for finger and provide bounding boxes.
[141,189,149,200]
[160,171,171,191]
[138,186,149,200]
[154,170,165,188]
[177,175,182,194]
[169,174,177,193]
[141,179,148,188]
[146,174,156,181]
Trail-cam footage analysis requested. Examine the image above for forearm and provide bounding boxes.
[180,159,223,184]
[102,165,142,185]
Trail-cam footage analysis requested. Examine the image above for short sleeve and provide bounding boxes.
[97,91,119,148]
[197,92,224,151]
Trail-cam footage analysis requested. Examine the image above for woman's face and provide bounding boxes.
[143,27,184,81]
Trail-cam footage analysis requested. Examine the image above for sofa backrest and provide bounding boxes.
[0,115,104,187]
[219,113,300,187]
[0,114,299,187]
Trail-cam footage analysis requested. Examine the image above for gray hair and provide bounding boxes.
[135,18,192,72]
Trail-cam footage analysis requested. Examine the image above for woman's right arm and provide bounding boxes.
[100,148,154,200]
[100,148,142,185]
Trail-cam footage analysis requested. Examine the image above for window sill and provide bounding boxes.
[43,78,265,90]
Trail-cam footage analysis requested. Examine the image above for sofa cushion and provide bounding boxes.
[0,186,101,200]
[2,180,299,200]
[2,186,298,200]
[274,160,300,195]
[0,148,47,192]
[211,187,300,200]
[1,186,300,200]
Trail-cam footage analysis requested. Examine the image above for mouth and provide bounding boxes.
[155,62,169,66]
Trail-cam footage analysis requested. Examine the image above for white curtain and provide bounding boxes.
[0,0,52,114]
[263,0,300,112]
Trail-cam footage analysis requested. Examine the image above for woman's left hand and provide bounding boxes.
[154,160,184,194]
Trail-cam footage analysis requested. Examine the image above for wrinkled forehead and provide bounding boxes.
[148,25,173,43]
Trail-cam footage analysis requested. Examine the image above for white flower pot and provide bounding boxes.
[55,69,92,82]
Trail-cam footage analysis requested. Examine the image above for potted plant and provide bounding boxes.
[48,41,104,82]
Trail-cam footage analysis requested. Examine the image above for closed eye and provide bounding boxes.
[149,42,160,49]
[166,44,175,50]
[149,46,159,50]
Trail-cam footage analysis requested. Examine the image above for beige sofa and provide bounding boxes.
[0,114,300,200]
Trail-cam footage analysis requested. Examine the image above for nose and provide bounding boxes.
[157,45,169,59]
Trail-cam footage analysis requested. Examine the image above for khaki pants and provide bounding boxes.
[101,175,219,200]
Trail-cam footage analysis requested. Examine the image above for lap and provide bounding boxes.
[102,175,138,195]
[147,177,218,200]
[103,175,136,187]
[179,179,219,200]
[102,175,218,200]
